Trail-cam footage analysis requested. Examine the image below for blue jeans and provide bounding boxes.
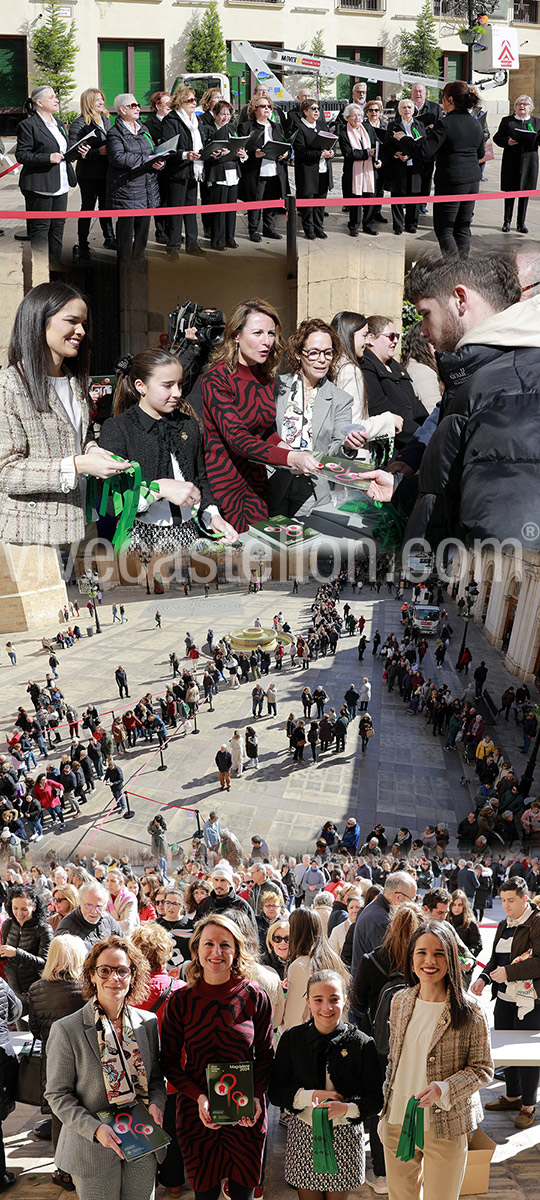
[252,701,263,717]
[25,751,38,770]
[8,652,16,665]
[35,737,48,758]
[27,817,43,838]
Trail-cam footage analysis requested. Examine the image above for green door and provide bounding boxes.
[99,42,128,110]
[336,47,380,102]
[133,42,162,107]
[0,38,26,110]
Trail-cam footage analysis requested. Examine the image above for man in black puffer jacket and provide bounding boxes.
[362,254,540,552]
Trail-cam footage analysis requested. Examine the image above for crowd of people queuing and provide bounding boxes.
[12,76,540,264]
[4,822,540,1200]
[3,247,539,556]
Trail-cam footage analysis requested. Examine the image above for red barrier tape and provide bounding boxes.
[0,187,539,220]
[0,162,19,180]
[0,198,286,220]
[125,789,199,814]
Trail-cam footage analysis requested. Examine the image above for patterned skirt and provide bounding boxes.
[284,1114,365,1192]
[130,518,202,554]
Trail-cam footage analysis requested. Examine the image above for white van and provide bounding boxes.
[412,605,440,635]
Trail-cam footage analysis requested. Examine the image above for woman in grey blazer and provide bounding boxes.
[0,282,131,546]
[45,935,166,1200]
[268,318,365,519]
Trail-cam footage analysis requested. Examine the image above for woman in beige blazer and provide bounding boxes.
[0,282,130,545]
[380,920,493,1200]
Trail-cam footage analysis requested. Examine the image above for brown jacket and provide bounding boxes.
[480,905,540,997]
[0,366,90,545]
[382,985,493,1138]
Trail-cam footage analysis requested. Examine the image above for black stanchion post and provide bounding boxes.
[158,743,167,771]
[192,709,200,735]
[196,809,202,838]
[123,792,135,820]
[286,193,297,281]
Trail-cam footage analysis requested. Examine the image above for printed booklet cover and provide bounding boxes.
[96,1098,171,1161]
[247,515,322,549]
[206,1061,255,1123]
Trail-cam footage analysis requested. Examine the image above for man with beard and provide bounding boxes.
[363,253,540,551]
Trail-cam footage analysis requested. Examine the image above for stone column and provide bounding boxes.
[0,543,67,633]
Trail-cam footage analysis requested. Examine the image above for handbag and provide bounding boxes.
[365,727,375,739]
[14,1038,42,1107]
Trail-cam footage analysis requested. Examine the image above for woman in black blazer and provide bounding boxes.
[394,80,483,256]
[238,96,291,242]
[363,99,387,223]
[338,103,379,237]
[293,98,334,240]
[161,84,206,259]
[68,88,115,260]
[144,90,172,245]
[16,85,77,265]
[203,101,247,251]
[384,100,425,236]
[494,94,540,233]
[97,348,238,554]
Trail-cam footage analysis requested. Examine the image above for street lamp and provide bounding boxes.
[519,706,540,797]
[455,579,479,668]
[85,570,102,634]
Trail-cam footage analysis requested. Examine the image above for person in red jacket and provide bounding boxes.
[33,774,65,829]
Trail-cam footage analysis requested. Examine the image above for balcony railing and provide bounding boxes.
[337,0,386,11]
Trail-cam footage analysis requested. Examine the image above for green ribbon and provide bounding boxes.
[527,121,535,132]
[312,1105,339,1176]
[395,1097,424,1162]
[85,456,159,554]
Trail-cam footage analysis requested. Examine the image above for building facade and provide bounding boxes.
[3,0,531,131]
[451,548,540,689]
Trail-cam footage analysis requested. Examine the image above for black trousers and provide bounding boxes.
[157,1092,185,1188]
[115,214,151,260]
[77,176,114,246]
[247,175,282,236]
[391,170,420,233]
[24,191,68,258]
[168,177,199,247]
[208,182,238,246]
[504,195,529,227]
[348,192,376,232]
[154,167,171,241]
[432,182,479,256]
[494,997,540,1105]
[299,174,328,235]
[196,1186,253,1200]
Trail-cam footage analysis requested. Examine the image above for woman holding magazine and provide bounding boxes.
[45,935,166,1200]
[161,913,275,1200]
[293,98,335,240]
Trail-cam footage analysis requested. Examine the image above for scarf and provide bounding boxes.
[93,999,149,1105]
[178,108,203,180]
[347,122,374,196]
[282,375,316,449]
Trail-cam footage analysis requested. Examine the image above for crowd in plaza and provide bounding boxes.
[12,74,540,263]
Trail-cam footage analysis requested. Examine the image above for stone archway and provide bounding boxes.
[502,577,521,653]
[480,564,494,626]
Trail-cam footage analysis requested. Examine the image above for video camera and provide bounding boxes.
[168,300,225,354]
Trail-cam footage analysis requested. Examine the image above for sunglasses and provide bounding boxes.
[126,102,140,109]
[385,332,400,343]
[272,934,289,944]
[308,105,320,111]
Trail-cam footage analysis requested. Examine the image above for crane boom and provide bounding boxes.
[230,41,445,95]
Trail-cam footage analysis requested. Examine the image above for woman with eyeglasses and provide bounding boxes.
[361,317,428,454]
[143,91,173,247]
[156,888,192,977]
[363,100,388,224]
[263,918,290,980]
[238,95,291,242]
[48,883,80,932]
[16,85,78,267]
[68,88,116,261]
[331,310,403,443]
[45,935,166,1200]
[203,100,247,251]
[293,98,335,240]
[338,103,379,238]
[162,84,206,259]
[384,99,425,236]
[106,93,165,261]
[268,318,365,519]
[494,94,540,233]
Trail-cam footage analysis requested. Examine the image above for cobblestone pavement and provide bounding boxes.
[1,578,536,866]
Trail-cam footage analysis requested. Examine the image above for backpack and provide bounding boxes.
[367,952,406,1061]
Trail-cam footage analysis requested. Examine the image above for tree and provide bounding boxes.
[185,0,226,75]
[310,31,334,98]
[399,0,441,80]
[30,0,79,121]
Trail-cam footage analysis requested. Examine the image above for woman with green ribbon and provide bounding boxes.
[269,969,383,1200]
[92,349,238,556]
[383,100,425,237]
[379,920,493,1200]
[494,95,540,234]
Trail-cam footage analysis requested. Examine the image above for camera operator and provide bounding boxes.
[168,302,225,414]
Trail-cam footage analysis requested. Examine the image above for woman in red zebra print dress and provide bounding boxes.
[201,299,320,532]
[160,912,274,1200]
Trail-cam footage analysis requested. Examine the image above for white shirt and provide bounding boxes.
[137,450,218,531]
[259,122,278,178]
[388,998,451,1130]
[35,114,69,196]
[51,376,85,494]
[301,117,327,173]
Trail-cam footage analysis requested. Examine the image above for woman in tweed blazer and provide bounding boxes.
[0,282,131,546]
[45,935,166,1200]
[380,921,492,1200]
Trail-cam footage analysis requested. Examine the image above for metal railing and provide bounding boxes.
[511,0,539,19]
[337,0,387,10]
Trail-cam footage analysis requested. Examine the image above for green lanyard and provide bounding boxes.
[395,1097,424,1162]
[85,457,159,553]
[312,1106,339,1175]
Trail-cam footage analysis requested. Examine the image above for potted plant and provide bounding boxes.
[458,23,485,44]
